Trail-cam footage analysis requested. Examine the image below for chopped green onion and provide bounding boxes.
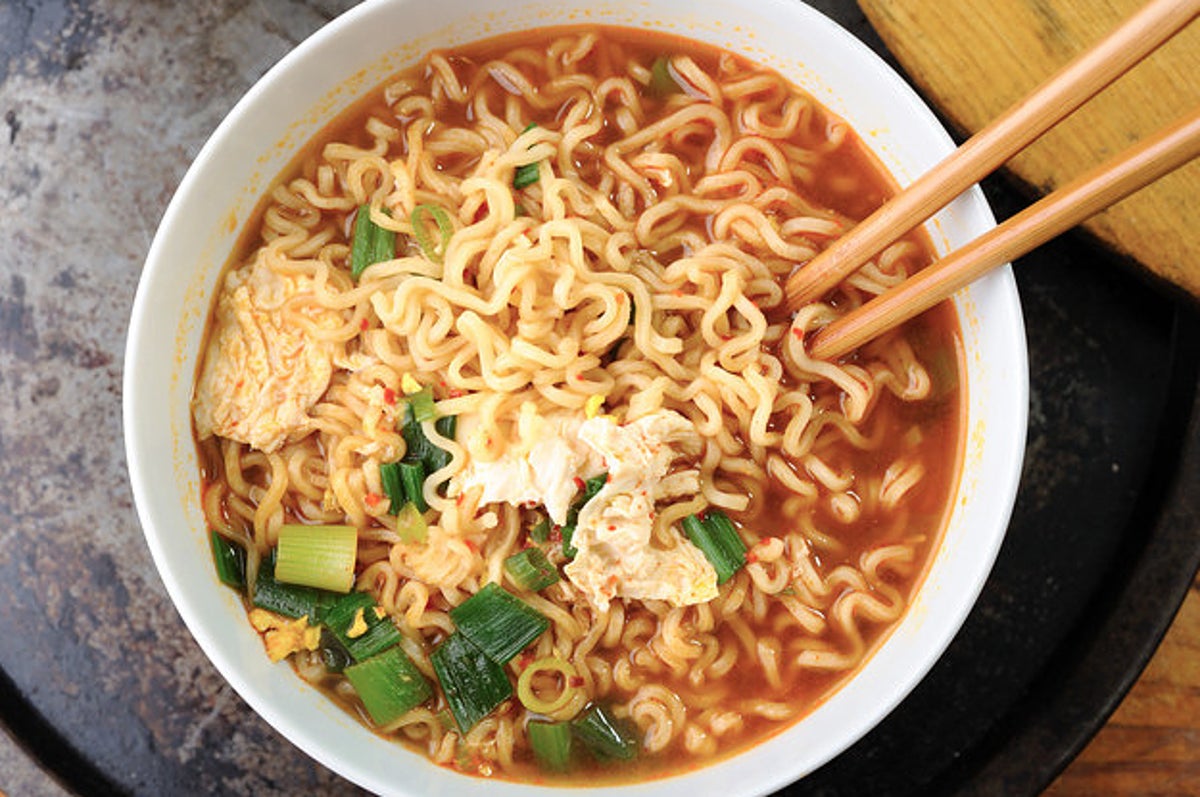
[450,583,549,664]
[561,474,607,559]
[561,524,578,560]
[504,548,560,591]
[402,409,456,483]
[407,386,437,423]
[345,646,433,726]
[529,517,551,544]
[577,475,606,508]
[571,703,638,761]
[513,122,543,189]
[513,162,540,189]
[395,501,428,544]
[379,461,405,516]
[431,632,513,731]
[350,204,395,279]
[210,530,246,591]
[410,203,452,264]
[529,720,573,772]
[682,509,747,584]
[318,627,354,673]
[251,553,334,621]
[322,590,403,661]
[647,55,680,98]
[274,524,358,593]
[399,459,428,512]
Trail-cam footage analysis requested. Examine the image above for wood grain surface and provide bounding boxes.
[858,0,1200,300]
[1046,574,1200,795]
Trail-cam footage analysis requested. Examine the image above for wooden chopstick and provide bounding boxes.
[806,107,1200,361]
[784,0,1200,313]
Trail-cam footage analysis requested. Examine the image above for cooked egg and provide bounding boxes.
[451,407,605,525]
[248,608,321,662]
[564,410,717,610]
[193,254,342,453]
[452,406,717,609]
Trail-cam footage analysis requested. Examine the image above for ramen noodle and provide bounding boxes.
[193,25,963,784]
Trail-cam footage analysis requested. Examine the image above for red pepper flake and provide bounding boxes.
[456,494,466,506]
[573,477,586,491]
[364,492,382,507]
[606,473,612,483]
[574,374,585,382]
[746,551,759,565]
[360,318,369,330]
[383,387,396,405]
[792,327,805,339]
[464,539,479,553]
[549,525,563,543]
[568,676,585,688]
[607,524,616,531]
[447,387,466,398]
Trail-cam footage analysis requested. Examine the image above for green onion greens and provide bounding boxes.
[431,631,513,731]
[449,582,549,664]
[682,508,747,584]
[350,204,396,280]
[410,203,452,263]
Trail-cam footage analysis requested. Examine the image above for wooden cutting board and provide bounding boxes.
[858,0,1200,300]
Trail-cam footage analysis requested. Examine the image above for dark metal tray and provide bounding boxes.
[1,1,1196,795]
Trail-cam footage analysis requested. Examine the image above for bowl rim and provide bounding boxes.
[124,0,1028,794]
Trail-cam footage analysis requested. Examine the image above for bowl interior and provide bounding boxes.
[124,1,1027,794]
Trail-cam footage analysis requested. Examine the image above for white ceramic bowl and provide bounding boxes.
[124,0,1028,794]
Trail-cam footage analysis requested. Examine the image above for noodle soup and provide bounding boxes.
[192,26,963,785]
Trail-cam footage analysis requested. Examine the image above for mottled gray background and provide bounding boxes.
[1,1,364,793]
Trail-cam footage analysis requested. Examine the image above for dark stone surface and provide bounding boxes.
[0,1,1196,796]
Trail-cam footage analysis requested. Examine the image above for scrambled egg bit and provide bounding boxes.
[452,407,718,610]
[248,608,321,662]
[193,255,342,453]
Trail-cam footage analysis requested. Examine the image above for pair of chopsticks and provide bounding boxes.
[789,0,1200,361]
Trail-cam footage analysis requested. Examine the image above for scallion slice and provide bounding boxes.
[395,501,428,544]
[571,703,638,761]
[529,517,551,544]
[513,122,543,189]
[561,474,607,559]
[449,583,549,664]
[274,524,358,593]
[345,646,433,726]
[647,55,680,98]
[318,627,354,673]
[561,524,578,560]
[431,632,513,731]
[251,554,333,621]
[682,509,747,584]
[513,162,540,189]
[401,409,456,487]
[398,459,428,512]
[504,547,559,591]
[210,530,246,591]
[407,386,437,423]
[529,720,573,773]
[379,461,405,516]
[410,203,452,264]
[350,204,395,280]
[322,590,402,662]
